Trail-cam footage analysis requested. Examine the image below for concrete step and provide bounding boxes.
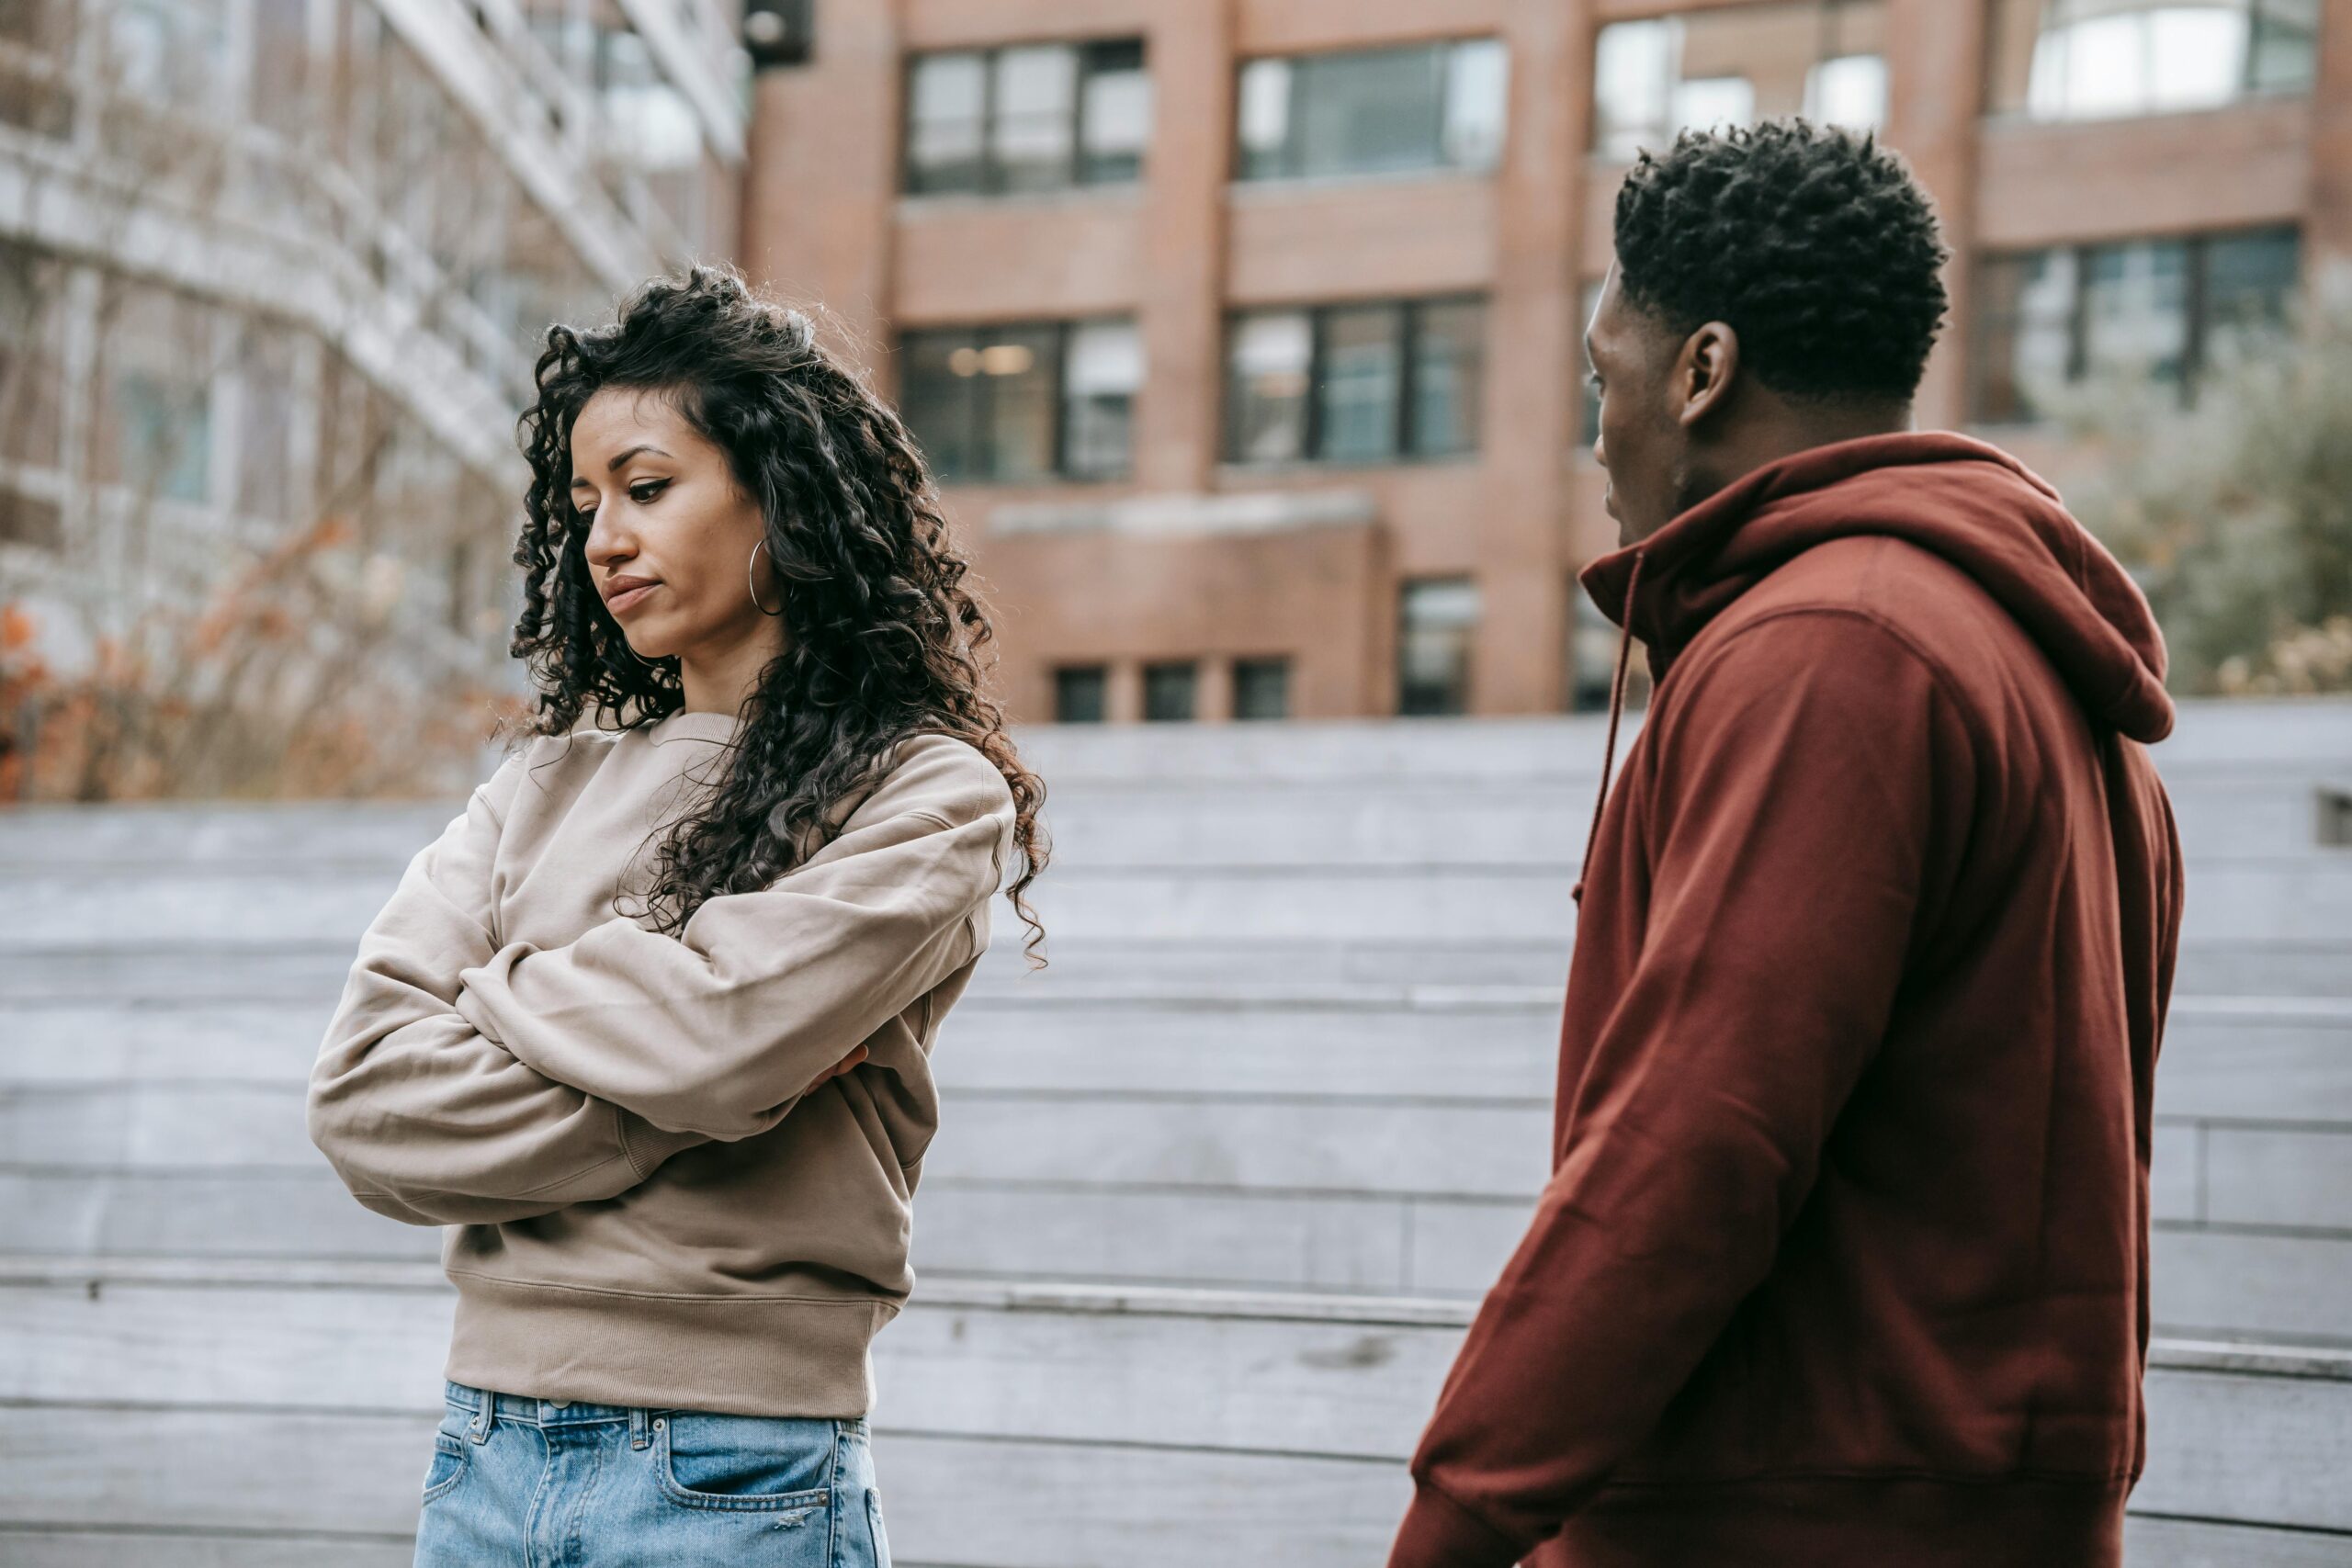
[7,852,2348,953]
[6,990,2343,1332]
[1008,697,2352,784]
[4,931,2346,1004]
[0,1256,2343,1567]
[8,762,2345,870]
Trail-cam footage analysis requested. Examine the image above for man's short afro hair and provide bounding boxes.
[1613,117,1951,404]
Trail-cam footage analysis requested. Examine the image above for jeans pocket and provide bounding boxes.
[651,1412,834,1517]
[421,1431,469,1505]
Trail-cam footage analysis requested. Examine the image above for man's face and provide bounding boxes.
[1586,265,1690,548]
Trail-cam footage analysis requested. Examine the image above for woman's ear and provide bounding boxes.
[1674,321,1741,429]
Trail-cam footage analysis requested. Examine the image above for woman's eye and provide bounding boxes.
[570,479,665,523]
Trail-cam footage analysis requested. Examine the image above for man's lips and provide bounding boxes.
[605,581,660,614]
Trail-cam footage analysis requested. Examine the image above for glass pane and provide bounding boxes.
[1233,657,1291,720]
[1062,319,1141,479]
[2249,0,2320,91]
[236,323,300,521]
[1227,311,1311,463]
[1805,53,1887,130]
[1143,660,1197,722]
[975,324,1057,480]
[899,331,979,481]
[1079,43,1150,183]
[1317,304,1403,464]
[98,283,213,504]
[991,44,1078,192]
[1593,19,1672,160]
[908,52,986,193]
[1398,578,1478,716]
[1236,58,1292,178]
[1442,39,1510,169]
[1054,665,1108,723]
[2082,239,2189,385]
[2150,8,2248,110]
[1293,43,1446,178]
[1670,74,1754,138]
[1972,250,2077,423]
[2025,4,2258,120]
[1409,299,1485,457]
[2199,226,2300,371]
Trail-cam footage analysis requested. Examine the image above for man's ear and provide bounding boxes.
[1673,321,1740,429]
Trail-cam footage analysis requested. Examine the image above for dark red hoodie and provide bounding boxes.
[1388,433,2185,1568]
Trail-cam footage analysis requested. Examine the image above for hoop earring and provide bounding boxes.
[749,538,784,616]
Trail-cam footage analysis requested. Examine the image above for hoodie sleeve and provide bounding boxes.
[449,737,1015,1144]
[1389,610,1977,1568]
[308,755,714,1228]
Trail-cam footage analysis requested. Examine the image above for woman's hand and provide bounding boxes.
[805,1043,867,1093]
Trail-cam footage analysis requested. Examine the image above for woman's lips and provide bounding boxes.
[607,581,660,615]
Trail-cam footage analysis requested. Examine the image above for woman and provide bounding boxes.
[306,264,1046,1566]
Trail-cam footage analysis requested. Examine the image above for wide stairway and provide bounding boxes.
[2,699,2347,1565]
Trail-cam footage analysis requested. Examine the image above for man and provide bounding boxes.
[1386,119,2183,1568]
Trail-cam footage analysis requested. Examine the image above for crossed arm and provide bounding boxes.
[307,742,1011,1226]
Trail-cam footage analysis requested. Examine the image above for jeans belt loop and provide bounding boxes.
[468,1387,495,1445]
[630,1405,651,1450]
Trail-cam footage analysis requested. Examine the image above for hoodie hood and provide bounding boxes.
[1580,431,2174,744]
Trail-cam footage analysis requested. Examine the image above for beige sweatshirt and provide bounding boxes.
[307,706,1017,1416]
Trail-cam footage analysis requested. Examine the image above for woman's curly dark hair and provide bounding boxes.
[502,263,1046,963]
[1614,117,1951,404]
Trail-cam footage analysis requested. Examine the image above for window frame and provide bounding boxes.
[1984,0,2323,123]
[1589,0,1888,161]
[898,316,1139,484]
[1231,655,1293,721]
[1232,34,1509,184]
[1967,223,2301,425]
[1222,293,1487,468]
[900,36,1149,197]
[1052,662,1111,723]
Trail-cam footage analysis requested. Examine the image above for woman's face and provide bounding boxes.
[571,384,786,705]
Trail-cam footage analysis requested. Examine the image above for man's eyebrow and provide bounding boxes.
[570,444,671,486]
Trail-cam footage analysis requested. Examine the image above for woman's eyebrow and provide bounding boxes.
[571,444,672,488]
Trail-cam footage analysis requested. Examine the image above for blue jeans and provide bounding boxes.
[414,1380,892,1567]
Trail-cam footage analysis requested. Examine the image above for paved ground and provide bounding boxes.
[1,698,2346,1563]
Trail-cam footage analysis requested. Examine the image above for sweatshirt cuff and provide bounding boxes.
[1388,1481,1526,1568]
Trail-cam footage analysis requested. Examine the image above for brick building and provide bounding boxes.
[740,0,2342,723]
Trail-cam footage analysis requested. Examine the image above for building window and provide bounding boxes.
[94,279,215,506]
[1225,298,1486,466]
[1592,1,1886,161]
[1985,0,2319,122]
[1232,656,1291,720]
[1399,578,1479,716]
[1054,663,1109,722]
[1143,660,1197,722]
[900,318,1142,482]
[904,39,1150,196]
[1972,225,2299,423]
[1237,37,1508,182]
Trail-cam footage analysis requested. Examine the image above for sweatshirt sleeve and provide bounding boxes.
[307,754,713,1227]
[450,738,1015,1144]
[1390,611,1977,1567]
